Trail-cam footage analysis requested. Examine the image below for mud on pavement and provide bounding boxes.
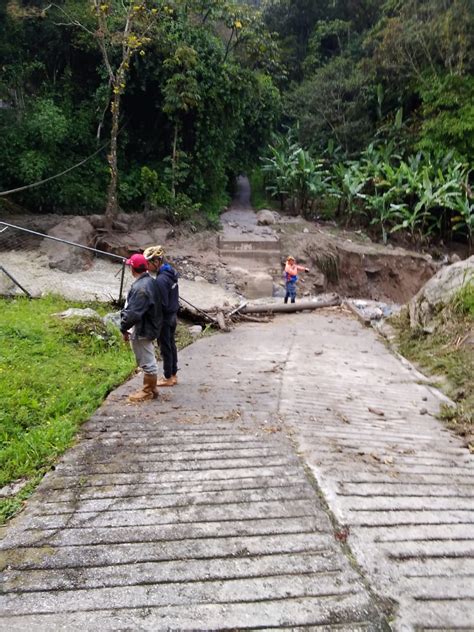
[1,309,473,630]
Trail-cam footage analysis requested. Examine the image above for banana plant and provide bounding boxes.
[451,196,474,248]
[365,192,403,244]
[333,163,368,221]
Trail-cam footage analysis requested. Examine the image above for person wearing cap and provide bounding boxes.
[284,255,310,304]
[143,245,180,387]
[120,253,162,402]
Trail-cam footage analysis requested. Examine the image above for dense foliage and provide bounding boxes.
[258,0,473,245]
[0,0,472,241]
[0,0,281,219]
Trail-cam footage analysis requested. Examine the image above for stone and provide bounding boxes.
[409,256,474,328]
[189,325,202,336]
[52,307,101,320]
[103,311,122,330]
[256,210,276,226]
[40,217,95,273]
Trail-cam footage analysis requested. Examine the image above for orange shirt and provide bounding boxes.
[285,262,306,277]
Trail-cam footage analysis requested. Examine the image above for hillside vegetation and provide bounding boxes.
[0,1,472,246]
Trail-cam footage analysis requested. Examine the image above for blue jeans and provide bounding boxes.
[285,280,297,302]
[159,314,178,378]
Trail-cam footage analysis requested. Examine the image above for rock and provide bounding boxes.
[409,256,474,328]
[303,228,309,233]
[194,275,206,283]
[256,210,276,226]
[88,214,107,229]
[103,311,121,330]
[53,307,101,319]
[189,325,202,336]
[0,478,29,498]
[461,332,474,348]
[40,217,95,273]
[450,253,461,264]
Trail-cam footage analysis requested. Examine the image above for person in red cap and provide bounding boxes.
[120,253,162,402]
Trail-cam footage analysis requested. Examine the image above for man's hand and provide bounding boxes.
[122,332,130,342]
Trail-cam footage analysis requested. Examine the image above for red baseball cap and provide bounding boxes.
[125,253,148,271]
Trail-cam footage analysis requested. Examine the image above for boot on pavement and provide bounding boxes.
[128,373,159,402]
[157,374,176,387]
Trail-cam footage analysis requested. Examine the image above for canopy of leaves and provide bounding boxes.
[0,0,281,215]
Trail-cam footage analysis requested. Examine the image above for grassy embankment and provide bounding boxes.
[0,295,193,523]
[393,282,473,450]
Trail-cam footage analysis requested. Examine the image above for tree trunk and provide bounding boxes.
[105,90,121,224]
[171,123,178,198]
[240,296,340,314]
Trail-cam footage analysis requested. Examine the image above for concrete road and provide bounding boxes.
[1,310,473,630]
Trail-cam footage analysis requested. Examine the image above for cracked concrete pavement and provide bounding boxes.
[1,309,473,630]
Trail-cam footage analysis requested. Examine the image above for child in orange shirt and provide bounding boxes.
[284,255,309,303]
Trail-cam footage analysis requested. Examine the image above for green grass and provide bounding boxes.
[0,295,137,522]
[0,295,198,523]
[392,282,474,450]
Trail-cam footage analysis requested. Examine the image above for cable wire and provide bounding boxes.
[0,141,109,197]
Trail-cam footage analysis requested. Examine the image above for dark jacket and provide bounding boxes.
[155,263,179,321]
[120,272,162,339]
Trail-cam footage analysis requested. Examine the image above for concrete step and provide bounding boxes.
[218,236,281,253]
[219,251,282,268]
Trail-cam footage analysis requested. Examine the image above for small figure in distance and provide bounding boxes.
[284,255,310,304]
[143,245,180,387]
[120,254,162,402]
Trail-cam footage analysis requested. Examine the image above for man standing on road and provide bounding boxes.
[143,245,180,387]
[121,253,162,402]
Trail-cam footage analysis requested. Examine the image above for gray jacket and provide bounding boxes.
[120,273,162,339]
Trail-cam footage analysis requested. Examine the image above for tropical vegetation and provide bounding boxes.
[0,0,473,244]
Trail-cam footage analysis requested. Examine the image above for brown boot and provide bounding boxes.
[128,373,159,402]
[157,375,175,387]
[171,373,178,385]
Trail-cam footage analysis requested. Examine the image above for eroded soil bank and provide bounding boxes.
[0,209,462,306]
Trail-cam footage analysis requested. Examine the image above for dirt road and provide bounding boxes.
[1,310,473,630]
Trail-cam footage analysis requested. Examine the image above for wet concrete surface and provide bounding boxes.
[1,310,472,630]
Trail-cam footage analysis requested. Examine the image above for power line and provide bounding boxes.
[0,141,109,197]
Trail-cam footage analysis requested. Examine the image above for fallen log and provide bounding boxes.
[241,295,340,314]
[215,311,229,331]
[227,301,248,317]
[178,303,219,327]
[238,314,271,323]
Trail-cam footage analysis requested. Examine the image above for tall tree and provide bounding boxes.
[50,0,159,221]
